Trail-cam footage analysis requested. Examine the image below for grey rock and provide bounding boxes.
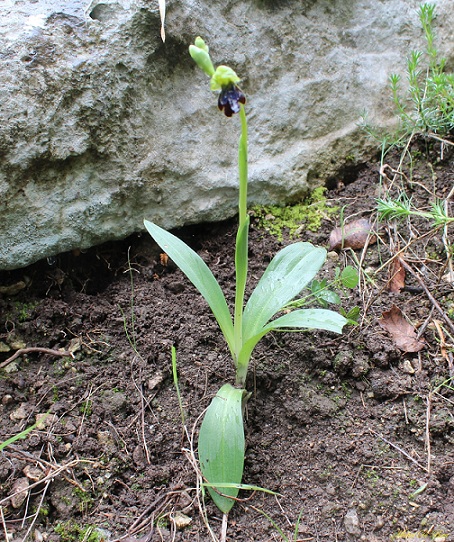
[1,0,453,269]
[344,507,361,536]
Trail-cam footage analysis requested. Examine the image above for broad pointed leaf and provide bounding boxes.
[198,384,246,514]
[144,220,234,353]
[238,309,347,369]
[243,243,326,343]
[262,308,347,334]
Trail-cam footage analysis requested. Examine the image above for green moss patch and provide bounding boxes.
[252,187,338,240]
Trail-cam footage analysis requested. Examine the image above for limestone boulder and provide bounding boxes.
[0,0,452,269]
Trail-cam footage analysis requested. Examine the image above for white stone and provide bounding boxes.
[1,0,453,269]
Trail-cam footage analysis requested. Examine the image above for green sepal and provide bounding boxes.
[194,36,209,53]
[210,65,241,91]
[198,384,246,514]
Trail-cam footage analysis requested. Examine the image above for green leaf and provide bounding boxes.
[242,243,326,343]
[144,220,234,354]
[198,384,246,514]
[238,308,346,372]
[262,308,347,334]
[340,306,360,325]
[315,289,341,306]
[0,413,50,452]
[340,266,359,289]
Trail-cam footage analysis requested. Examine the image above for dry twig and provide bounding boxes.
[400,259,454,336]
[369,430,428,472]
[425,394,432,474]
[0,347,73,369]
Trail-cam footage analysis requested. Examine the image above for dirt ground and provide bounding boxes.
[1,141,454,541]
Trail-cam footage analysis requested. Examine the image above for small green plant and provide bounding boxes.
[391,3,454,138]
[52,385,59,402]
[362,3,454,150]
[144,38,350,525]
[54,522,106,542]
[14,301,37,323]
[286,265,359,310]
[251,507,305,542]
[73,487,94,513]
[79,399,93,417]
[377,192,454,227]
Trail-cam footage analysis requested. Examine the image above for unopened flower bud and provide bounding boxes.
[189,39,215,77]
[194,36,209,53]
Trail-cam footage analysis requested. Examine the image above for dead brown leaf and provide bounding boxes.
[328,218,376,251]
[379,305,425,352]
[388,257,406,292]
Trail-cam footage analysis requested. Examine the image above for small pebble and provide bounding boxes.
[344,508,361,535]
[10,477,30,508]
[2,394,13,405]
[23,465,45,482]
[10,403,27,421]
[171,511,192,529]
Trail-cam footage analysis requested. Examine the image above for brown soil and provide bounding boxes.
[1,143,454,542]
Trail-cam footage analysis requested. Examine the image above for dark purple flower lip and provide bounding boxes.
[218,84,246,117]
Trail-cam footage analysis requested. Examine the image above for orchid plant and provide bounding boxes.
[144,38,347,522]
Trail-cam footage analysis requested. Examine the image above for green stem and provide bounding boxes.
[238,104,248,227]
[233,104,249,372]
[235,359,248,388]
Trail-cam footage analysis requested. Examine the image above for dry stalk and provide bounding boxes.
[400,259,454,336]
[369,430,428,472]
[431,319,454,377]
[0,456,93,510]
[427,132,454,147]
[117,406,218,542]
[131,360,151,465]
[185,409,220,542]
[0,347,73,369]
[20,479,51,542]
[0,505,9,541]
[77,383,95,439]
[425,394,432,474]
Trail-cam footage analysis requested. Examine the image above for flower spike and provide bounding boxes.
[189,39,246,117]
